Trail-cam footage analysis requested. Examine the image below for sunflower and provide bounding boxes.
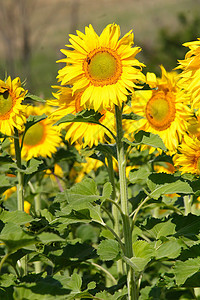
[126,66,192,153]
[176,38,200,109]
[48,86,116,148]
[57,23,145,111]
[0,76,27,136]
[21,105,62,160]
[173,134,200,175]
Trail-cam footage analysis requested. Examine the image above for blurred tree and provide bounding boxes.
[141,12,200,74]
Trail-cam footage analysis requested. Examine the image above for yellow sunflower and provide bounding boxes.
[48,87,116,148]
[173,134,200,175]
[126,66,192,153]
[57,23,145,111]
[0,76,27,136]
[176,38,200,109]
[21,105,62,160]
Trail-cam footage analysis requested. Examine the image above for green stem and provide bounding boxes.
[106,155,124,274]
[115,105,137,300]
[0,253,10,272]
[33,178,42,274]
[14,128,24,212]
[184,195,192,215]
[14,128,27,276]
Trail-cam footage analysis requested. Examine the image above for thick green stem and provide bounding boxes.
[115,106,137,300]
[14,128,24,212]
[106,155,123,274]
[14,128,27,276]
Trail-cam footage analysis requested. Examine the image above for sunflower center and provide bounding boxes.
[145,92,176,131]
[83,48,122,86]
[23,122,45,146]
[0,91,13,118]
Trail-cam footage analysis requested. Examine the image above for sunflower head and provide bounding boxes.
[173,134,200,175]
[21,105,62,160]
[0,76,27,136]
[57,23,145,111]
[126,66,192,153]
[176,38,200,108]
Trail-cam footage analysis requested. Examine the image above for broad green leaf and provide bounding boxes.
[174,258,200,285]
[0,273,16,287]
[0,210,33,225]
[38,232,65,243]
[102,182,113,199]
[129,167,151,184]
[131,241,154,271]
[24,158,43,174]
[155,238,182,259]
[133,240,154,259]
[130,257,151,272]
[56,178,100,205]
[0,223,36,253]
[54,109,102,126]
[123,130,167,150]
[149,180,193,199]
[97,239,120,260]
[66,273,82,292]
[172,214,200,238]
[143,218,176,240]
[76,224,99,243]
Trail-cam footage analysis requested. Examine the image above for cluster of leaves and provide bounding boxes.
[0,111,200,300]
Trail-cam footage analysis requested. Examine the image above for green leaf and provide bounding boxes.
[0,273,16,287]
[76,224,99,243]
[102,182,113,199]
[174,258,200,285]
[129,166,151,184]
[97,239,120,260]
[131,241,154,271]
[143,218,176,240]
[66,273,82,292]
[123,130,167,150]
[0,210,33,225]
[172,214,200,238]
[24,92,46,103]
[0,223,36,253]
[24,114,47,132]
[24,158,43,174]
[38,232,65,243]
[155,237,182,259]
[149,180,193,199]
[122,112,143,121]
[54,109,102,126]
[94,143,117,160]
[56,178,100,205]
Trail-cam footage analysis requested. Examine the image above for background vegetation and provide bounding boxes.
[0,0,199,97]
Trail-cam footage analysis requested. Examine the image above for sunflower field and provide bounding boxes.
[1,23,200,300]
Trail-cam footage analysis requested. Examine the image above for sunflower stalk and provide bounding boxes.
[106,154,124,275]
[14,127,27,276]
[115,106,137,300]
[14,127,24,211]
